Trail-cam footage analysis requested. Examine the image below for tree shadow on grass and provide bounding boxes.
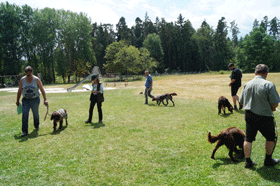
[14,130,47,142]
[256,166,280,183]
[212,156,245,169]
[51,125,68,135]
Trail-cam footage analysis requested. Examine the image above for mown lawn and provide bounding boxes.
[1,73,280,185]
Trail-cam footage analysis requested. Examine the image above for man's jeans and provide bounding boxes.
[144,88,154,104]
[22,97,40,134]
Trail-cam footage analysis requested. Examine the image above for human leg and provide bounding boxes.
[144,88,148,104]
[30,97,40,130]
[97,102,103,122]
[22,98,31,135]
[86,100,96,123]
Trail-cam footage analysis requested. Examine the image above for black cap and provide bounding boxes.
[91,74,98,81]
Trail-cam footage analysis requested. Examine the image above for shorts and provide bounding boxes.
[245,110,276,142]
[231,85,240,96]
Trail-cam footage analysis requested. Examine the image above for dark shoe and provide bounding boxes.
[245,161,257,168]
[21,133,28,137]
[35,127,39,131]
[99,121,103,124]
[233,105,238,110]
[144,103,148,105]
[264,158,279,166]
[85,120,91,124]
[239,104,243,110]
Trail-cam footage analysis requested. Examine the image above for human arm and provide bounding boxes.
[271,104,278,111]
[37,78,48,106]
[229,79,235,86]
[16,79,23,106]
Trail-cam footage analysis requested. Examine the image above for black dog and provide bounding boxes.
[50,109,68,131]
[218,96,233,115]
[152,93,177,106]
[208,127,245,162]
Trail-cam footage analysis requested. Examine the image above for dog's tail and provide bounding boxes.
[207,132,223,143]
[170,93,177,96]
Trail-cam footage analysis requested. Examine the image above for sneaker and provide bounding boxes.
[244,161,257,168]
[99,121,103,124]
[21,133,28,137]
[35,127,39,131]
[144,103,148,105]
[233,105,238,110]
[85,120,91,124]
[264,158,279,166]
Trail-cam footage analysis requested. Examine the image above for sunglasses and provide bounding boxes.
[25,69,32,72]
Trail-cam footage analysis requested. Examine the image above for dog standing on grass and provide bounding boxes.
[218,96,233,115]
[50,109,68,131]
[152,93,177,106]
[207,127,245,162]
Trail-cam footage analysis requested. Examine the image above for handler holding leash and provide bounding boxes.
[240,64,279,168]
[16,66,48,137]
[144,70,154,104]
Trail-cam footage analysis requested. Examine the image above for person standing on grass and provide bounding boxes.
[16,66,48,137]
[228,63,243,110]
[85,74,103,124]
[240,64,280,168]
[144,70,154,104]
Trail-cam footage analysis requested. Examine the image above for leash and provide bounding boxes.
[44,104,51,121]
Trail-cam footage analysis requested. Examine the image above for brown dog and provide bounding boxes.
[208,127,245,162]
[152,93,177,106]
[50,109,68,131]
[218,96,233,115]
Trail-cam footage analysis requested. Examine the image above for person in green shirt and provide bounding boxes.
[240,64,279,168]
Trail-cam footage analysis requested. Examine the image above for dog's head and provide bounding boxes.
[50,112,61,122]
[228,104,234,113]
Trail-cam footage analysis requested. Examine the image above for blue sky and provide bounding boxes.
[4,0,280,37]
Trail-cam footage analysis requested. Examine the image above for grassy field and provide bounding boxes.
[1,72,280,185]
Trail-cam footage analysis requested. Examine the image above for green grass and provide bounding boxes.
[1,74,280,185]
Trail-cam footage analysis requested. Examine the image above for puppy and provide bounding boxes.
[207,127,245,162]
[152,93,177,106]
[50,109,68,131]
[218,96,233,115]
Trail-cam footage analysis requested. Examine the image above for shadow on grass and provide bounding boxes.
[234,110,245,114]
[85,122,105,129]
[212,156,245,168]
[256,166,280,183]
[51,125,68,135]
[219,113,233,118]
[14,130,47,142]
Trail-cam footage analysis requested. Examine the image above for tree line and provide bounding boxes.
[1,2,280,84]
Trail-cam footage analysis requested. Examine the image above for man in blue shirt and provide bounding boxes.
[144,70,154,104]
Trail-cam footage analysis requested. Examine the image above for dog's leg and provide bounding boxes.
[228,148,238,162]
[170,99,175,106]
[66,118,68,126]
[162,100,167,106]
[59,119,63,130]
[211,140,224,159]
[53,121,57,131]
[218,104,221,115]
[222,106,226,115]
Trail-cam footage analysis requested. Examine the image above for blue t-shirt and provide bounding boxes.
[145,75,153,88]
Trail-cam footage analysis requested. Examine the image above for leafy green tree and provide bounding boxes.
[143,33,164,66]
[116,17,130,42]
[236,27,275,72]
[230,20,240,47]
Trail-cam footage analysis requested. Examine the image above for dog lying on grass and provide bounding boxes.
[152,93,177,106]
[218,96,233,115]
[207,127,245,162]
[50,109,68,131]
